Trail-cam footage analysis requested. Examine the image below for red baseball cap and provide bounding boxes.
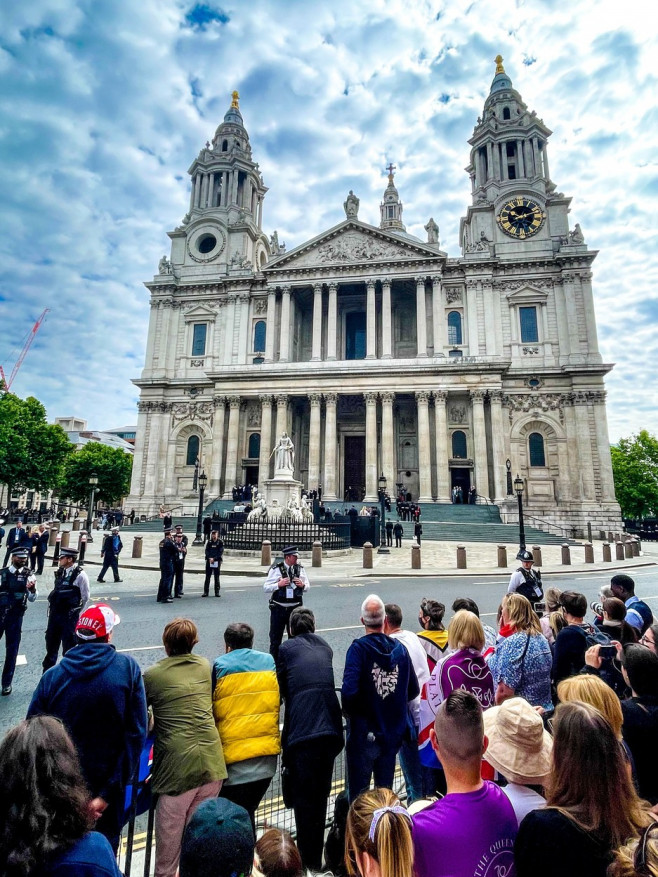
[75,603,121,640]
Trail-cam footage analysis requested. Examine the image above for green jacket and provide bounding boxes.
[144,653,227,795]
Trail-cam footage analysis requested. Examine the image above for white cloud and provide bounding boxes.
[0,0,656,442]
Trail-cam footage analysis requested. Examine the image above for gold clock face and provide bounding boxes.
[497,198,546,239]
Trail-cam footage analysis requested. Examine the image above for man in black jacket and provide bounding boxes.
[3,519,31,567]
[156,528,177,603]
[203,526,223,597]
[276,607,343,871]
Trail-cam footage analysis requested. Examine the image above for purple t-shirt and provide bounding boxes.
[412,781,517,877]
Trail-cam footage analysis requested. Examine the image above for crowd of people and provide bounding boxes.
[1,536,658,877]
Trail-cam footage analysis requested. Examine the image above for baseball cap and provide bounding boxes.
[180,798,254,877]
[75,603,121,640]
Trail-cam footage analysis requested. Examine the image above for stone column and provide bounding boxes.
[308,393,322,489]
[264,289,276,362]
[592,392,616,502]
[275,394,288,443]
[416,391,432,501]
[573,393,596,501]
[279,286,291,362]
[580,271,600,356]
[222,295,236,365]
[237,293,250,364]
[364,392,378,500]
[434,390,450,501]
[516,138,525,177]
[366,279,376,359]
[466,282,479,354]
[201,173,209,208]
[431,275,445,355]
[416,277,427,357]
[312,283,323,361]
[222,396,241,498]
[324,393,338,500]
[471,390,489,498]
[381,392,395,487]
[327,283,338,360]
[209,396,226,497]
[489,390,506,500]
[258,394,273,485]
[382,278,392,358]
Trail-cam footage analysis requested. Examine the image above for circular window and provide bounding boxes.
[197,234,217,254]
[528,376,542,389]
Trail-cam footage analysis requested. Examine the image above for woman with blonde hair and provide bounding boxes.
[345,788,413,877]
[489,594,552,710]
[557,674,623,739]
[515,701,653,877]
[539,587,566,647]
[608,823,658,877]
[417,599,450,672]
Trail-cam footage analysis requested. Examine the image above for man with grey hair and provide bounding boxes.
[342,594,418,801]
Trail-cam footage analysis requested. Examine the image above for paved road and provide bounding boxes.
[2,563,657,736]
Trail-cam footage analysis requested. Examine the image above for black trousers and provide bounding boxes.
[98,554,120,582]
[220,776,272,836]
[386,531,393,546]
[268,603,298,662]
[286,739,339,871]
[173,561,185,596]
[203,564,221,595]
[395,534,402,547]
[0,604,26,688]
[43,607,80,671]
[157,563,174,602]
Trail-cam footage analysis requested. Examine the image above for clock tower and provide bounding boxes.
[460,56,573,260]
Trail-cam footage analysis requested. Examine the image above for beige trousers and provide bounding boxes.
[154,779,223,877]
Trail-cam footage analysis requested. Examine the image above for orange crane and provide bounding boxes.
[0,308,50,392]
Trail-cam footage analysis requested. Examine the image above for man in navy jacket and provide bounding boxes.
[342,593,418,802]
[3,519,31,567]
[27,603,147,852]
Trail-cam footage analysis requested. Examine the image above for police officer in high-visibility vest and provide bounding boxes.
[0,548,37,695]
[42,546,90,672]
[263,544,310,661]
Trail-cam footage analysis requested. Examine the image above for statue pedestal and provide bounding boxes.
[263,474,302,510]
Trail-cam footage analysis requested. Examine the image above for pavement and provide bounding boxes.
[68,525,656,579]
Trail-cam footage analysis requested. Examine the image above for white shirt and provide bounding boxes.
[7,565,38,601]
[263,562,310,593]
[501,783,546,825]
[389,627,431,727]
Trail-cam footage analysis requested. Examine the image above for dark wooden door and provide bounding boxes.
[344,435,366,499]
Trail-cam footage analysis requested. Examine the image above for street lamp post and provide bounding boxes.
[514,473,526,550]
[85,472,98,544]
[193,470,208,545]
[377,473,389,554]
[505,459,513,496]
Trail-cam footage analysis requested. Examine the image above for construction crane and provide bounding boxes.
[0,308,50,392]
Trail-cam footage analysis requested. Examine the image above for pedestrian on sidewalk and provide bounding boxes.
[173,530,188,598]
[393,521,403,548]
[97,527,123,583]
[385,519,393,546]
[0,548,37,696]
[203,526,224,597]
[157,528,177,604]
[414,521,423,545]
[42,547,89,673]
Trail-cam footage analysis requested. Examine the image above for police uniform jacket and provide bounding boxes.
[263,561,309,608]
[0,564,37,611]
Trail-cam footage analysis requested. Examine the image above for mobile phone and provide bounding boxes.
[534,602,546,616]
[598,644,617,659]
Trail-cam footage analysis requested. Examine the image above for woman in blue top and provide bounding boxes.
[0,715,121,877]
[489,593,553,711]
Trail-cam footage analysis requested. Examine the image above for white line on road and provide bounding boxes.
[16,655,27,666]
[316,624,363,632]
[117,645,164,653]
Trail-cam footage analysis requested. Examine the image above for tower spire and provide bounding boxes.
[379,164,405,231]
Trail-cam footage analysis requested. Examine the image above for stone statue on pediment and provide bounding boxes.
[569,223,585,244]
[344,190,360,218]
[158,256,172,274]
[425,217,440,244]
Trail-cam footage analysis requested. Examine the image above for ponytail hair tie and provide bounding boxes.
[368,804,411,842]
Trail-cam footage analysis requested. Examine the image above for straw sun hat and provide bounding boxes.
[483,697,553,786]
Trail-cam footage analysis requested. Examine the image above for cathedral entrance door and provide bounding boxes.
[451,467,471,501]
[343,435,366,501]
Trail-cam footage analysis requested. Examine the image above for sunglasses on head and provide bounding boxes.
[635,821,658,875]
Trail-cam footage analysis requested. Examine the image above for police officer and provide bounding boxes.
[42,546,89,672]
[393,520,404,548]
[263,544,310,661]
[172,528,188,598]
[0,548,37,694]
[203,524,223,597]
[98,526,123,583]
[508,548,543,606]
[156,527,177,603]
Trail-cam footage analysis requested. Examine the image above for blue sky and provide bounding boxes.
[0,0,656,441]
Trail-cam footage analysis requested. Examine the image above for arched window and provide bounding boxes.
[502,107,511,120]
[529,432,546,467]
[253,320,266,352]
[248,433,260,459]
[447,311,463,345]
[222,139,228,152]
[452,430,467,459]
[186,435,200,466]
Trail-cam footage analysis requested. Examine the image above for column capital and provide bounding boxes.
[416,276,427,288]
[312,282,323,294]
[324,392,338,406]
[416,390,431,404]
[280,285,291,295]
[380,391,395,404]
[434,390,448,403]
[489,389,504,404]
[366,278,376,291]
[213,394,227,407]
[327,282,338,293]
[309,393,322,406]
[363,392,378,405]
[470,389,486,403]
[227,395,241,409]
[258,393,273,406]
[431,274,443,285]
[275,393,289,407]
[381,276,392,288]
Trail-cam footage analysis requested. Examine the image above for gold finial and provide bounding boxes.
[494,55,505,74]
[386,162,396,183]
[231,90,240,109]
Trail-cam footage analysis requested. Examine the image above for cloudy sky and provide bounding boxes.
[0,0,655,441]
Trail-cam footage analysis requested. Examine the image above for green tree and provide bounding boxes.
[0,392,72,497]
[58,442,133,507]
[610,430,658,519]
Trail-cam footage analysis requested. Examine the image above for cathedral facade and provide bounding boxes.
[127,58,622,531]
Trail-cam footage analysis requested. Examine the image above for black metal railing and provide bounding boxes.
[221,521,351,552]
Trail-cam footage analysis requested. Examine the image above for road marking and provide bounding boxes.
[16,655,27,666]
[117,645,164,653]
[480,612,497,618]
[316,624,362,632]
[330,583,365,588]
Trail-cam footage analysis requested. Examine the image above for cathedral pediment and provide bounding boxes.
[265,220,443,272]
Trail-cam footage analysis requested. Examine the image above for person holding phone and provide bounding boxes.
[263,545,309,661]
